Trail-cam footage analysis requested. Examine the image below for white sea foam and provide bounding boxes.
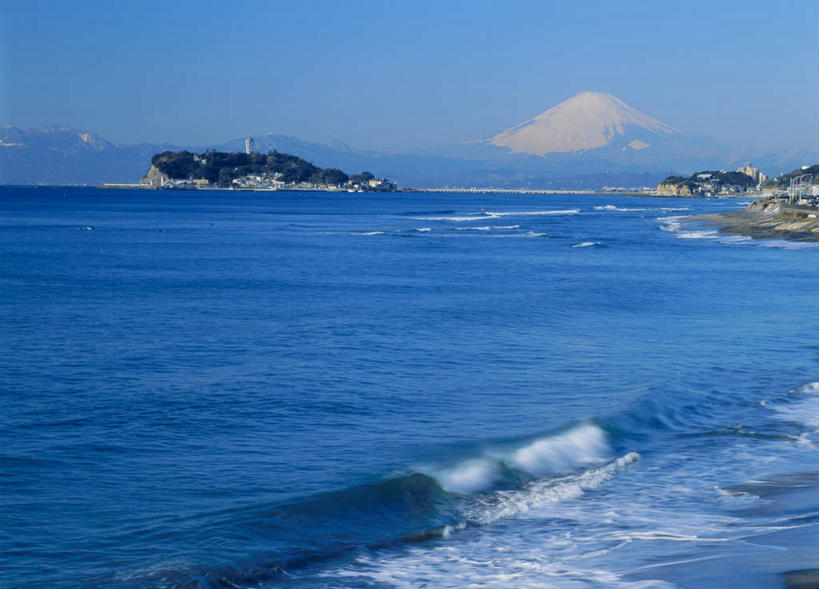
[329,543,670,589]
[716,234,754,244]
[797,381,819,394]
[658,216,684,232]
[506,423,610,475]
[484,231,547,238]
[354,231,385,236]
[414,227,432,232]
[415,215,491,222]
[658,215,719,240]
[610,530,731,543]
[772,382,819,431]
[594,205,648,212]
[677,229,721,239]
[454,225,520,232]
[328,536,669,589]
[429,458,500,494]
[416,209,578,222]
[573,241,601,248]
[714,486,762,506]
[489,209,579,217]
[425,424,615,494]
[467,452,640,525]
[659,216,819,249]
[756,239,819,250]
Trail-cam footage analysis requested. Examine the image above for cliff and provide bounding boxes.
[140,164,170,187]
[657,181,693,196]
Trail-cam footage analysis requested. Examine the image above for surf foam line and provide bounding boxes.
[769,381,819,433]
[454,225,521,231]
[658,215,819,249]
[594,205,649,212]
[487,209,580,217]
[416,209,579,222]
[461,451,640,526]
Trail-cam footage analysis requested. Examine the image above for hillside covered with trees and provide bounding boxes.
[148,150,392,190]
[656,169,757,196]
[660,170,756,191]
[765,164,819,188]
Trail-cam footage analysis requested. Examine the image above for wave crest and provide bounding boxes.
[425,423,614,493]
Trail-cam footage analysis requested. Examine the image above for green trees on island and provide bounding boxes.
[150,151,385,188]
[310,168,349,186]
[350,171,375,184]
[660,170,757,190]
[765,164,819,188]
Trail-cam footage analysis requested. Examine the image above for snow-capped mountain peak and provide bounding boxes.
[483,91,682,155]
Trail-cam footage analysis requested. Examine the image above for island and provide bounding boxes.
[135,150,397,192]
[656,168,759,197]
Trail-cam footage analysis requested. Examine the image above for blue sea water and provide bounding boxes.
[2,187,819,588]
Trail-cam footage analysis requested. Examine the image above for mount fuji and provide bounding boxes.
[483,91,682,155]
[456,91,730,171]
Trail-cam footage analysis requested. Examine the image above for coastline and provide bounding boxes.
[689,198,819,242]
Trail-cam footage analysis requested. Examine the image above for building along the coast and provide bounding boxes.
[737,163,767,186]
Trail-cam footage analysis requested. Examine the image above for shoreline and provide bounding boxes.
[689,199,819,242]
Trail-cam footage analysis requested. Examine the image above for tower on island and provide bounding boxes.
[245,136,254,155]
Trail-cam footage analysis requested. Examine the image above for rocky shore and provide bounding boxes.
[690,198,819,242]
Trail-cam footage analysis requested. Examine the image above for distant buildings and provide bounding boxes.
[230,173,396,192]
[736,162,767,185]
[245,136,254,155]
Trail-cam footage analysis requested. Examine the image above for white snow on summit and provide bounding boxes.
[484,92,681,155]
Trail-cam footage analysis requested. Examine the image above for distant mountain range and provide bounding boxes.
[2,92,817,188]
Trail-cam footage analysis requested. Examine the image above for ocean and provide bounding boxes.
[2,187,818,588]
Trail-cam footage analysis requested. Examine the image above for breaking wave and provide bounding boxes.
[463,452,640,525]
[417,209,579,222]
[132,422,638,588]
[425,423,613,494]
[659,216,819,249]
[594,204,648,212]
[770,381,819,432]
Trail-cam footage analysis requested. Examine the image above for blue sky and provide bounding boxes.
[2,0,817,152]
